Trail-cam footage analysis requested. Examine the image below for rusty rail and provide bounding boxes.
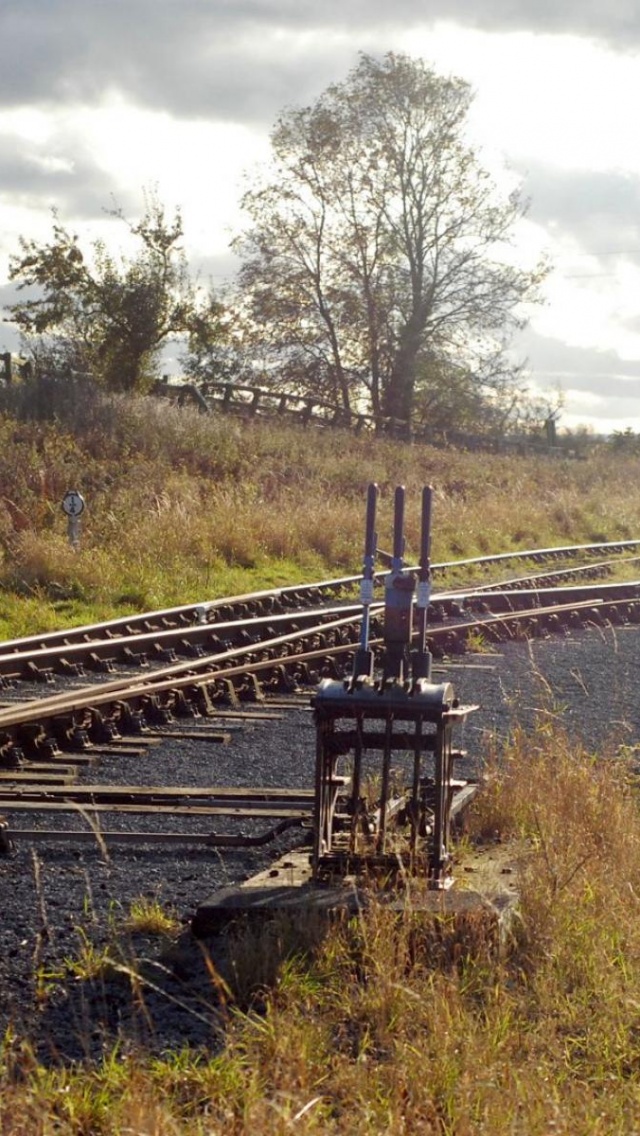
[0,545,639,855]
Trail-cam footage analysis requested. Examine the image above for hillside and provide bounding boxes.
[0,380,637,640]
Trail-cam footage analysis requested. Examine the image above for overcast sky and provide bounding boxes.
[1,0,640,434]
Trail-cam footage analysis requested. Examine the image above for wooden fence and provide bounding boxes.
[154,378,563,456]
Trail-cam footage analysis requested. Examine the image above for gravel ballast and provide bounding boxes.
[0,622,638,1064]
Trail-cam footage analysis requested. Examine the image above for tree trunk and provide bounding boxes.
[383,318,424,426]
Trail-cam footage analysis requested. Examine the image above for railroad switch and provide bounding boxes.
[87,652,116,673]
[89,708,125,742]
[172,690,200,719]
[312,485,477,889]
[236,672,266,702]
[51,716,92,752]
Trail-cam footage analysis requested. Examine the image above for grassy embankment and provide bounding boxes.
[1,385,640,1132]
[1,381,639,635]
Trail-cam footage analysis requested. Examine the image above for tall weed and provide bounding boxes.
[1,385,639,629]
[0,728,639,1129]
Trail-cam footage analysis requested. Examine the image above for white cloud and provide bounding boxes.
[399,26,640,174]
[74,96,271,258]
[0,95,271,273]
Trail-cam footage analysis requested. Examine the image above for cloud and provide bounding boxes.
[522,164,640,265]
[519,327,640,396]
[0,140,122,220]
[523,335,640,428]
[1,1,639,432]
[411,0,640,45]
[0,2,363,124]
[2,1,639,128]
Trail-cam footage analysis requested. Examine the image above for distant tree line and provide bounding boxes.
[609,428,640,454]
[6,52,556,437]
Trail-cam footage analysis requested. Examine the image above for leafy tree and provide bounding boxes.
[185,292,246,385]
[412,351,515,437]
[7,193,222,392]
[231,52,548,428]
[610,427,640,454]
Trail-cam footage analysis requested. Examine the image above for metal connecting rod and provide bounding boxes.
[382,485,415,682]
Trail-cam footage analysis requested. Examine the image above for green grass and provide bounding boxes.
[123,898,182,937]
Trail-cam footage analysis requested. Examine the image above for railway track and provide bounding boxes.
[0,532,639,856]
[1,491,640,1061]
[2,538,639,685]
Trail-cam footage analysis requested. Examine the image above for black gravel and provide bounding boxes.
[0,623,638,1066]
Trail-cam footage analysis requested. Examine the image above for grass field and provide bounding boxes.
[0,383,638,635]
[1,385,640,1133]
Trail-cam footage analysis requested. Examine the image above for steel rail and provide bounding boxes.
[445,580,640,612]
[2,820,307,847]
[0,590,637,852]
[436,554,640,595]
[5,584,640,727]
[0,609,372,728]
[3,580,640,737]
[0,802,310,817]
[0,593,629,744]
[0,581,356,657]
[433,538,640,571]
[3,556,640,685]
[0,602,370,679]
[0,785,315,803]
[2,538,639,661]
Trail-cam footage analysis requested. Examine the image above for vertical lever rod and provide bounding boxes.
[392,484,405,571]
[353,481,378,679]
[383,485,413,682]
[413,485,433,679]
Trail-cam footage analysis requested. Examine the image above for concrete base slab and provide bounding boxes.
[192,843,522,951]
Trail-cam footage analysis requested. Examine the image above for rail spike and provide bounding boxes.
[312,484,478,889]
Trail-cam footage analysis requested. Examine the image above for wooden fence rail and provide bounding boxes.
[153,377,562,456]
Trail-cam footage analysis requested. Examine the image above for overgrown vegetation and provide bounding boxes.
[0,385,639,1132]
[226,52,548,429]
[3,726,640,1133]
[0,377,636,638]
[5,53,554,435]
[7,192,224,393]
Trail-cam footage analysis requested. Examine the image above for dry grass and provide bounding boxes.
[0,384,639,632]
[0,727,640,1132]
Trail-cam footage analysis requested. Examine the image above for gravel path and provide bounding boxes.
[0,623,638,1065]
